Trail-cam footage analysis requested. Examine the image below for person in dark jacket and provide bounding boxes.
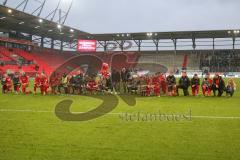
[212,73,225,97]
[13,73,21,94]
[191,74,200,96]
[75,73,84,94]
[166,72,176,96]
[1,74,7,94]
[111,69,121,94]
[177,71,190,96]
[121,68,130,93]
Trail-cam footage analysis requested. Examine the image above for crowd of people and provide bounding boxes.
[200,51,240,72]
[1,65,237,97]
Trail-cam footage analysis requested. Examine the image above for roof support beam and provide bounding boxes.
[172,38,177,71]
[153,39,159,51]
[133,40,142,52]
[16,0,29,12]
[233,37,235,52]
[192,37,196,50]
[3,0,8,6]
[31,0,46,17]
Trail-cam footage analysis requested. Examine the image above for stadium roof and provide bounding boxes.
[0,5,92,42]
[94,30,240,41]
[0,5,239,43]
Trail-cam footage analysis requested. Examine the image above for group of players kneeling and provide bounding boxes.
[1,70,237,97]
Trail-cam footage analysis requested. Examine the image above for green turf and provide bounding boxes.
[0,79,240,160]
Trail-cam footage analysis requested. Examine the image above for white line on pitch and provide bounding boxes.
[1,108,240,120]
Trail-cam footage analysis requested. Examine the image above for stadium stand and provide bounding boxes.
[138,51,200,71]
[200,50,240,72]
[1,43,240,76]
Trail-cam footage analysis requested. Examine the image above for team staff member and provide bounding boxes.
[111,69,121,94]
[58,73,69,94]
[49,72,60,95]
[177,71,190,96]
[212,73,225,97]
[121,68,130,93]
[166,72,176,96]
[13,73,21,94]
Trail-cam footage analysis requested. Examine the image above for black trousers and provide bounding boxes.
[2,85,7,93]
[58,84,68,94]
[112,81,120,92]
[212,85,224,97]
[177,85,189,96]
[226,90,234,97]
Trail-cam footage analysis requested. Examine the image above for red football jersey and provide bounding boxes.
[40,76,48,85]
[20,75,29,84]
[159,74,166,82]
[34,76,41,85]
[152,76,159,85]
[6,77,12,84]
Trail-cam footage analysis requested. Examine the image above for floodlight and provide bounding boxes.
[57,24,62,29]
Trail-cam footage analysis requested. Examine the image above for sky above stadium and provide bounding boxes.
[3,0,240,34]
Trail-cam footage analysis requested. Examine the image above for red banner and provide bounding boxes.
[77,40,97,52]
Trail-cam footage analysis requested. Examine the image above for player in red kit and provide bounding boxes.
[34,73,41,94]
[86,78,98,95]
[1,74,12,93]
[145,76,152,96]
[152,74,160,97]
[159,73,167,94]
[191,74,200,96]
[6,74,12,93]
[202,73,213,96]
[20,72,31,94]
[40,73,49,95]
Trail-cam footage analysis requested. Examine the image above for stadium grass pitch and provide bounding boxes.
[0,79,240,160]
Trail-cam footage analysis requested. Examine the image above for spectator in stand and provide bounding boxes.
[191,74,200,96]
[177,71,190,96]
[212,73,225,97]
